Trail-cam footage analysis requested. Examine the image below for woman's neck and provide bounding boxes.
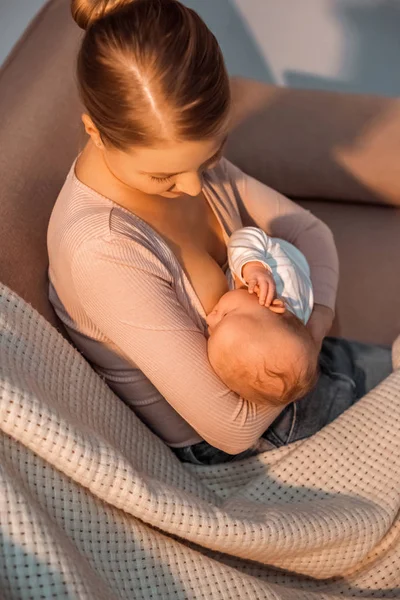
[76,141,173,217]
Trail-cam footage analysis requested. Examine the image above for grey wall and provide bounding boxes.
[181,0,275,85]
[184,0,400,97]
[0,0,48,65]
[231,0,400,96]
[2,0,400,97]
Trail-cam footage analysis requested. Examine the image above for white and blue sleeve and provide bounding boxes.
[228,226,314,324]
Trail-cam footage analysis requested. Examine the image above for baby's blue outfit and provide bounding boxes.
[228,226,314,324]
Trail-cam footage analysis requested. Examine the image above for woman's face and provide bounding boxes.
[102,135,227,198]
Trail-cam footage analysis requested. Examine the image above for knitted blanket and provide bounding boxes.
[0,282,399,599]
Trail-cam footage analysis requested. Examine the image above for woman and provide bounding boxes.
[48,0,391,465]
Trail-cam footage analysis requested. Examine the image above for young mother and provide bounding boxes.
[48,0,391,464]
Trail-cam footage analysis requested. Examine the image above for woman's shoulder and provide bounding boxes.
[49,160,113,238]
[48,161,172,277]
[204,157,246,226]
[206,157,244,188]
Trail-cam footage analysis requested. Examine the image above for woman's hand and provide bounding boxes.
[307,304,334,351]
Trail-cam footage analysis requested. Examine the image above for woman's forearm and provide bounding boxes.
[267,210,339,313]
[229,159,339,313]
[307,304,335,351]
[299,220,339,313]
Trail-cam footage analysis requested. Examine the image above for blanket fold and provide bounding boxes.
[0,283,399,599]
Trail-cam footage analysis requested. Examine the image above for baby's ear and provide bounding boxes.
[269,299,286,314]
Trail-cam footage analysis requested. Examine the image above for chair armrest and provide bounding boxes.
[227,76,400,207]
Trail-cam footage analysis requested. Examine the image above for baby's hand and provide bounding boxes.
[242,261,276,306]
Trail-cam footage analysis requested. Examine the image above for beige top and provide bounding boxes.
[47,158,338,453]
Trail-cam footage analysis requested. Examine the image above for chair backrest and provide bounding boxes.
[0,0,82,326]
[228,77,400,207]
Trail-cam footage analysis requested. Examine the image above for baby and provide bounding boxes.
[206,227,319,408]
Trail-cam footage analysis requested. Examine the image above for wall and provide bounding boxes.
[0,0,48,65]
[183,0,400,97]
[2,0,400,97]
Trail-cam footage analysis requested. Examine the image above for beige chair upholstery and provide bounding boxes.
[228,77,400,206]
[0,0,82,327]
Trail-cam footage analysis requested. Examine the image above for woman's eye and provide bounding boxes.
[149,175,172,183]
[148,151,223,184]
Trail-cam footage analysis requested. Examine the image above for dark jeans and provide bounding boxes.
[173,337,392,465]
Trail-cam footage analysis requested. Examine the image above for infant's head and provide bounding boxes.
[207,290,318,407]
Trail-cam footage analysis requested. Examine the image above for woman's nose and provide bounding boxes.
[175,172,203,197]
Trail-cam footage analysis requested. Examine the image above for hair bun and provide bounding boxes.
[71,0,136,30]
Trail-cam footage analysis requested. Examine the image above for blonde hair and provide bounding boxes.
[71,0,231,149]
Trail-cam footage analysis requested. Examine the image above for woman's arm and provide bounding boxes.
[223,159,339,336]
[306,304,334,350]
[72,236,280,454]
[224,159,339,312]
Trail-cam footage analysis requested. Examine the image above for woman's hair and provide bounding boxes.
[71,0,231,149]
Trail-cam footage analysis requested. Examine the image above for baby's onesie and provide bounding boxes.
[228,226,314,324]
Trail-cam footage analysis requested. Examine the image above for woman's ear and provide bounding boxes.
[81,113,104,149]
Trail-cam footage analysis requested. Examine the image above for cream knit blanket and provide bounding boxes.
[0,282,399,599]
